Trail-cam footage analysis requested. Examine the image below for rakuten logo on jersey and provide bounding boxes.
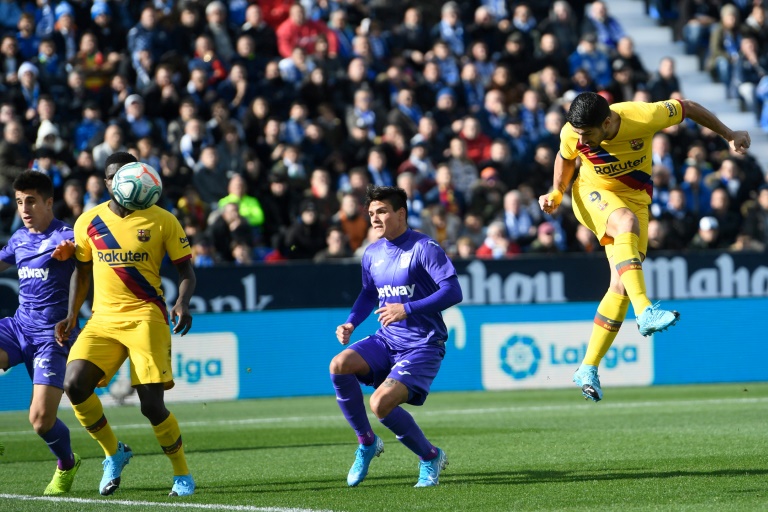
[378,284,416,298]
[594,155,647,175]
[97,250,150,264]
[18,266,49,281]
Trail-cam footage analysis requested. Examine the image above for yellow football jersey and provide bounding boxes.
[74,202,191,323]
[560,99,685,205]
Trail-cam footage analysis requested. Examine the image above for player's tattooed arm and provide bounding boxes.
[382,378,399,388]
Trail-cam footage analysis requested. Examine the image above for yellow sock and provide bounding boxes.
[152,412,189,476]
[613,232,652,316]
[72,393,119,456]
[583,292,631,366]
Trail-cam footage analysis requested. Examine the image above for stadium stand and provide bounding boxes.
[0,0,766,261]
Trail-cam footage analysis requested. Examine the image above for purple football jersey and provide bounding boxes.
[0,218,75,333]
[357,230,457,349]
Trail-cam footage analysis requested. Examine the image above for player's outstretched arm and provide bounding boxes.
[0,261,10,273]
[51,240,75,261]
[54,259,93,345]
[539,152,576,214]
[171,259,196,336]
[680,99,751,154]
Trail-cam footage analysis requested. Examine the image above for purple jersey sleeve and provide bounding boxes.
[9,219,76,333]
[346,251,379,327]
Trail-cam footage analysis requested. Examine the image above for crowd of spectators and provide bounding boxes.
[0,0,766,267]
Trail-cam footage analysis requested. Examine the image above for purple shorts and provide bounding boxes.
[0,316,76,390]
[349,334,445,406]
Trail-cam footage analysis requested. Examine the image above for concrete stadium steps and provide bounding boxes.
[610,0,768,171]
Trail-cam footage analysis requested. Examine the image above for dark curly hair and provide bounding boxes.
[566,92,611,128]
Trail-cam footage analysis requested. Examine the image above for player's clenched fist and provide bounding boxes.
[539,190,562,214]
[336,323,355,345]
[729,130,751,154]
[51,240,75,261]
[54,316,77,346]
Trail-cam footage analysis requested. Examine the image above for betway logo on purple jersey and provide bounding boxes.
[378,284,416,299]
[18,266,49,281]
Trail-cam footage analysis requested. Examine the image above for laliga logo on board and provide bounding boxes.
[499,336,541,380]
[481,321,652,391]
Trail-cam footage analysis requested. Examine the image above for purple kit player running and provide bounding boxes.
[330,185,463,487]
[0,171,81,494]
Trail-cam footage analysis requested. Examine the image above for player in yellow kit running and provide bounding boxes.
[55,152,197,496]
[539,92,751,402]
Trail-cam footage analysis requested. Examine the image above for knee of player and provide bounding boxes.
[370,389,401,419]
[139,400,168,423]
[611,209,640,234]
[63,375,88,403]
[369,394,391,419]
[29,410,56,434]
[329,353,354,375]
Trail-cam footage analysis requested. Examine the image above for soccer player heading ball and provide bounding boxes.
[330,185,463,487]
[55,152,197,497]
[539,92,751,402]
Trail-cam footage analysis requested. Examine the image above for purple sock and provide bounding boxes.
[40,418,74,470]
[379,406,438,460]
[330,373,375,446]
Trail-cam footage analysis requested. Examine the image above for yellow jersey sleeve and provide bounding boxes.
[560,100,685,204]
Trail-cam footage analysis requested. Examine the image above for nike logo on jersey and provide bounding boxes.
[397,371,411,375]
[93,233,108,241]
[43,371,56,377]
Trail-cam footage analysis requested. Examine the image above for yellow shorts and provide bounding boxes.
[68,317,174,389]
[572,179,649,260]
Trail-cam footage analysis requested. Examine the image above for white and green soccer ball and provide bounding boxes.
[111,162,163,210]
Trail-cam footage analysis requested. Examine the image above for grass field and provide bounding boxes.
[1,383,768,512]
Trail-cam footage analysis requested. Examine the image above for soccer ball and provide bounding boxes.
[111,162,163,210]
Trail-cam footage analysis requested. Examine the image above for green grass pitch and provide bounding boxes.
[1,383,767,512]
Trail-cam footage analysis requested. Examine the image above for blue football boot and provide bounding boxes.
[637,303,680,337]
[573,365,603,402]
[414,448,448,487]
[347,435,384,486]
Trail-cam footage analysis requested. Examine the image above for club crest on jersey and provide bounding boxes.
[38,239,51,253]
[629,138,644,150]
[137,229,151,242]
[400,253,412,268]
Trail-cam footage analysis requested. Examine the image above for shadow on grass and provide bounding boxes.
[142,467,768,496]
[444,467,768,486]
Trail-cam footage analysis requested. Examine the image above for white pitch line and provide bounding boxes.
[0,494,334,512]
[1,396,767,437]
